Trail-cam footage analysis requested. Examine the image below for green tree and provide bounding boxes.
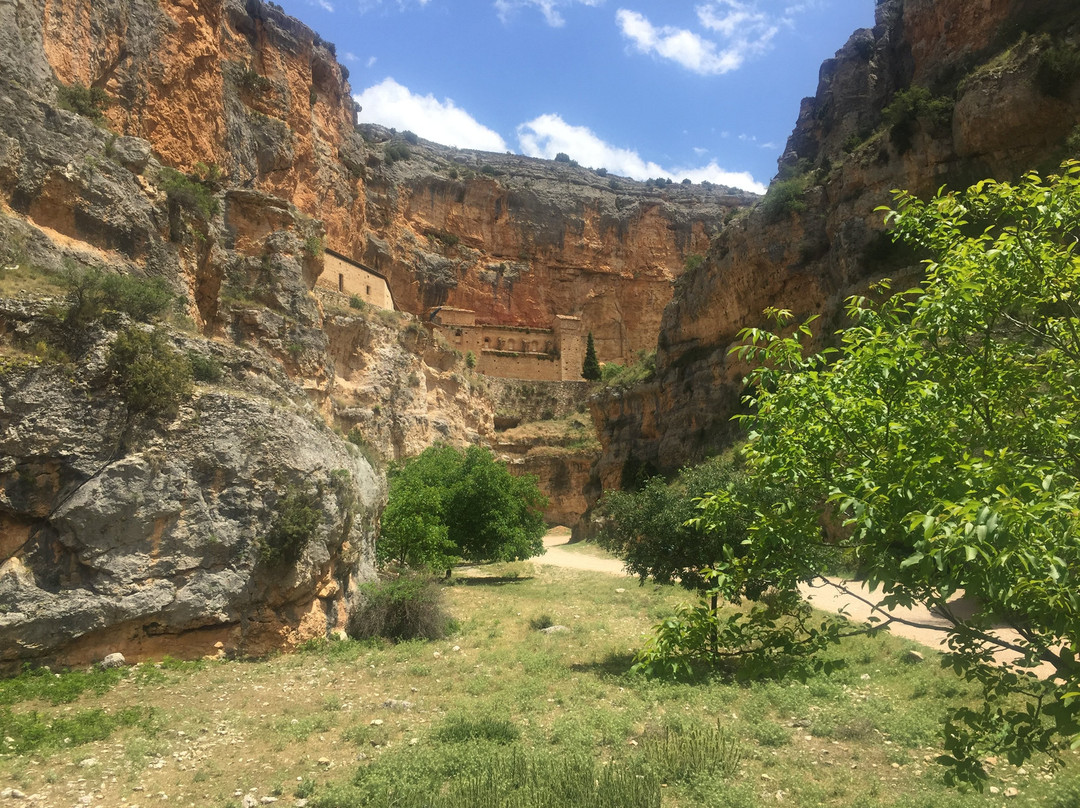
[379,445,547,572]
[655,164,1080,782]
[107,326,193,417]
[582,332,601,381]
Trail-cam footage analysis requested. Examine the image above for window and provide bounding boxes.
[338,273,344,293]
[366,285,371,295]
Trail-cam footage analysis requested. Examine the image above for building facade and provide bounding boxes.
[430,308,585,382]
[317,249,395,310]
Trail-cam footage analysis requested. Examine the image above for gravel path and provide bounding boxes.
[538,529,1054,676]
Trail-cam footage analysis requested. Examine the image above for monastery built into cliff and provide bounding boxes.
[430,307,586,382]
[317,249,395,310]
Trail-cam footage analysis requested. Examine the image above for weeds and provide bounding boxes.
[0,666,123,706]
[0,705,146,754]
[640,721,741,783]
[348,574,454,642]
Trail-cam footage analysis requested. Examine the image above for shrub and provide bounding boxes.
[528,614,554,631]
[160,167,220,219]
[554,152,571,163]
[238,67,272,95]
[347,574,454,641]
[464,350,476,369]
[348,294,365,310]
[402,130,419,145]
[107,327,194,417]
[303,235,324,257]
[187,351,224,383]
[55,82,109,121]
[760,175,809,221]
[882,86,953,153]
[595,167,608,176]
[1036,40,1080,98]
[384,143,412,164]
[257,485,322,566]
[63,269,174,326]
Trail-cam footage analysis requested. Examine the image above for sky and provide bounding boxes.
[275,0,876,194]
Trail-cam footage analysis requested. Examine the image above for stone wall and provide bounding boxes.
[431,309,585,381]
[317,251,394,310]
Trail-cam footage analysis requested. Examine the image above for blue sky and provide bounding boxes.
[275,0,875,193]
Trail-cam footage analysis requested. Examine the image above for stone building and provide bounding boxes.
[317,249,395,310]
[430,308,585,382]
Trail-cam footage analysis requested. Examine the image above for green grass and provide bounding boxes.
[0,666,124,706]
[0,565,1075,807]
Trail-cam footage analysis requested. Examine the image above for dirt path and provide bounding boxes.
[538,529,1054,676]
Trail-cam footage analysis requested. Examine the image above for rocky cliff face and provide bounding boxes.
[359,136,753,363]
[592,0,1080,492]
[1,0,642,670]
[0,298,381,670]
[18,0,757,367]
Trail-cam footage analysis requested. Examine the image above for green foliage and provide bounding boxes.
[313,747,659,808]
[1068,125,1080,157]
[0,666,123,707]
[597,350,655,390]
[465,350,477,369]
[882,86,954,153]
[348,294,365,310]
[238,66,273,95]
[107,327,194,417]
[55,82,110,121]
[187,351,224,383]
[304,235,325,257]
[640,721,741,783]
[759,175,809,221]
[433,714,520,745]
[378,445,547,571]
[598,454,772,595]
[707,163,1080,782]
[581,332,601,381]
[63,269,174,326]
[160,167,220,219]
[402,130,419,145]
[554,152,571,163]
[528,614,554,631]
[683,254,706,273]
[1036,40,1080,98]
[384,143,412,164]
[347,573,454,642]
[0,705,146,754]
[258,485,321,566]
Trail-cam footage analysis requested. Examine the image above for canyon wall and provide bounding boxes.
[592,0,1080,493]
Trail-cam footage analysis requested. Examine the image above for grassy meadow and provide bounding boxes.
[1,562,1077,807]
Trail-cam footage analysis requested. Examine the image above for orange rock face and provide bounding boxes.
[591,0,1080,491]
[42,0,367,255]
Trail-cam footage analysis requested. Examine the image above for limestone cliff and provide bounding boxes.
[21,0,756,367]
[592,0,1080,492]
[359,134,753,363]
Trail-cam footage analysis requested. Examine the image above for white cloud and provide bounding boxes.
[616,9,741,74]
[495,0,603,27]
[354,78,508,152]
[366,55,377,68]
[316,0,334,11]
[616,2,794,75]
[517,113,764,193]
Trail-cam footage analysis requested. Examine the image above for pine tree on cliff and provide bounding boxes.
[582,332,601,381]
